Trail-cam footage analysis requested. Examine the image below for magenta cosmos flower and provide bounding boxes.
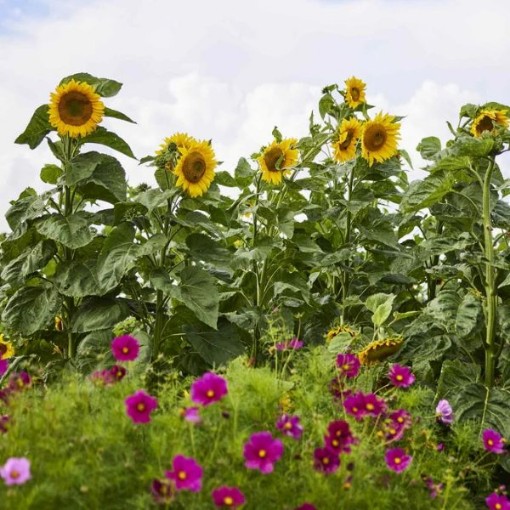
[180,406,201,424]
[336,353,360,378]
[295,504,317,510]
[343,392,386,420]
[324,419,356,454]
[388,364,415,388]
[8,371,31,392]
[111,335,140,362]
[482,429,506,454]
[486,493,510,510]
[276,414,303,440]
[0,457,31,485]
[313,446,340,474]
[125,390,158,424]
[243,431,284,474]
[0,359,8,376]
[385,447,412,473]
[191,372,228,406]
[276,337,304,351]
[166,455,203,492]
[212,486,246,508]
[381,409,412,442]
[435,399,454,425]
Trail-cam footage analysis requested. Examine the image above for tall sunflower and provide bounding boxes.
[257,138,299,185]
[156,132,197,155]
[48,79,104,138]
[471,109,509,137]
[173,139,217,197]
[361,112,400,166]
[332,117,362,162]
[344,77,366,109]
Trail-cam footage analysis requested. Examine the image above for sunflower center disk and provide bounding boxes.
[58,91,93,126]
[350,88,360,101]
[339,131,354,150]
[0,344,6,355]
[365,126,387,151]
[477,116,494,134]
[182,153,207,183]
[264,148,284,172]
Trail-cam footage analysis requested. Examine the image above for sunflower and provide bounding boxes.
[470,109,509,137]
[0,335,15,360]
[344,77,367,109]
[48,79,104,138]
[173,139,217,197]
[332,118,362,162]
[257,138,299,185]
[361,112,401,166]
[357,337,403,366]
[156,132,197,156]
[325,324,359,343]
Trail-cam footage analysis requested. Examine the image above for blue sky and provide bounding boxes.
[0,0,508,230]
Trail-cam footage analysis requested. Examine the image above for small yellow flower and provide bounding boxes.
[357,337,403,365]
[332,117,362,162]
[48,79,104,138]
[361,112,401,166]
[344,77,367,109]
[0,334,15,359]
[471,109,509,137]
[257,138,299,185]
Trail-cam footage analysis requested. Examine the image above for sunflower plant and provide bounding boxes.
[0,73,138,366]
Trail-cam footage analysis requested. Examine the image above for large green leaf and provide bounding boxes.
[186,233,232,271]
[2,286,60,335]
[365,293,396,327]
[14,104,52,149]
[36,212,94,249]
[436,359,481,400]
[455,292,482,338]
[59,73,122,97]
[5,190,47,230]
[178,267,219,329]
[401,173,456,213]
[78,126,136,159]
[234,157,255,187]
[416,136,441,160]
[104,107,135,123]
[72,297,130,333]
[53,260,103,298]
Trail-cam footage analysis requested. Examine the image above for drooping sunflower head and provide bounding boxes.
[357,336,403,366]
[332,117,362,163]
[470,109,509,137]
[0,334,15,360]
[361,112,401,166]
[325,324,359,343]
[48,79,105,138]
[257,138,299,185]
[173,139,217,197]
[344,77,367,109]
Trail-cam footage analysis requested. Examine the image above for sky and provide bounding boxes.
[0,0,509,230]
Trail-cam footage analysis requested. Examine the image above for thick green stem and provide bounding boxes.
[341,165,356,322]
[482,158,497,388]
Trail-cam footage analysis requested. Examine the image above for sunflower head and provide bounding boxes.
[332,117,362,163]
[470,109,509,137]
[361,112,401,166]
[325,324,359,343]
[173,139,217,197]
[0,334,15,360]
[257,138,299,185]
[344,77,367,109]
[156,132,197,156]
[48,79,105,138]
[357,336,403,366]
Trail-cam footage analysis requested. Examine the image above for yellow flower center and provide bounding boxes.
[352,407,358,413]
[389,428,396,435]
[264,147,284,172]
[10,470,20,479]
[366,403,375,411]
[206,390,215,398]
[397,417,404,423]
[323,457,330,465]
[178,471,187,480]
[394,457,401,464]
[258,449,267,458]
[284,422,292,430]
[488,439,494,446]
[342,364,351,371]
[58,91,93,126]
[136,403,146,412]
[224,496,234,506]
[182,152,207,183]
[396,374,404,381]
[364,125,387,151]
[495,504,502,510]
[332,439,339,447]
[122,347,129,354]
[350,87,360,101]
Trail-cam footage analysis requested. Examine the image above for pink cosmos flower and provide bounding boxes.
[90,369,115,386]
[324,420,356,454]
[295,504,317,510]
[482,429,506,454]
[0,359,8,376]
[110,365,127,381]
[212,486,246,508]
[486,492,510,510]
[388,364,415,388]
[276,414,303,440]
[276,338,304,351]
[422,476,444,499]
[151,478,176,504]
[180,406,201,424]
[111,335,140,362]
[191,372,228,407]
[0,457,31,485]
[382,409,412,442]
[313,446,340,474]
[8,371,31,392]
[436,399,454,425]
[125,390,158,424]
[343,392,386,420]
[243,431,284,474]
[385,447,412,473]
[336,353,360,378]
[166,455,203,492]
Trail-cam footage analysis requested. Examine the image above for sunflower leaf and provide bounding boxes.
[104,107,136,124]
[78,127,136,159]
[14,104,52,149]
[36,212,94,249]
[59,73,123,97]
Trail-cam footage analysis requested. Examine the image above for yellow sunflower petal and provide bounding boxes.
[471,109,509,137]
[344,77,367,109]
[156,132,197,155]
[48,79,104,138]
[173,140,217,197]
[361,112,401,166]
[357,337,403,366]
[0,334,15,360]
[257,138,299,185]
[332,117,362,162]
